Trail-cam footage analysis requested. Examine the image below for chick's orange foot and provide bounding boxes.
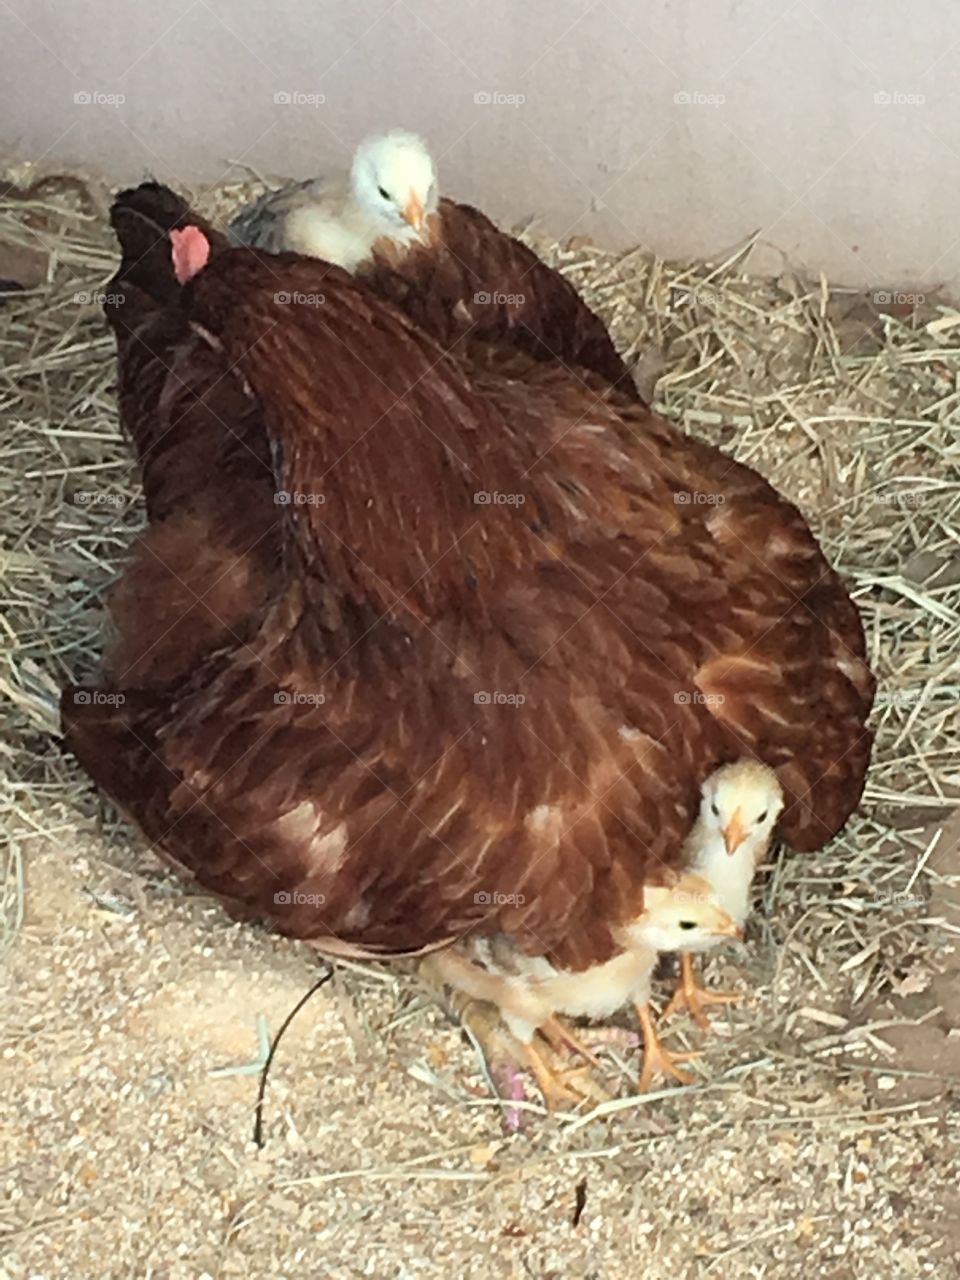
[538,1014,605,1068]
[518,1040,609,1112]
[635,1002,700,1091]
[661,953,743,1031]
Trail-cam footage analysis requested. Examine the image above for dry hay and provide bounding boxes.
[1,168,959,1278]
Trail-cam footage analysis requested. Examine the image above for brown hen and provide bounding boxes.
[62,184,873,1009]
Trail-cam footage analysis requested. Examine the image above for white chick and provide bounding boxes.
[664,759,784,1029]
[229,131,438,272]
[424,872,742,1108]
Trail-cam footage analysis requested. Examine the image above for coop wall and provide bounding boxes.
[1,0,953,291]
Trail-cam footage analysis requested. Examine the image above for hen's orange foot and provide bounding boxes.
[662,953,742,1031]
[635,1001,700,1092]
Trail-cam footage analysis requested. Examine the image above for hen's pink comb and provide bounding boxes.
[170,226,210,284]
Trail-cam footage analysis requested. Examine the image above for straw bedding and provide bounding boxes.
[1,168,958,1278]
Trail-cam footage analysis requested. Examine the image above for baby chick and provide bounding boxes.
[229,131,437,272]
[663,759,784,1029]
[424,872,742,1110]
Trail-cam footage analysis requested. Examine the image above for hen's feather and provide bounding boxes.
[362,198,641,401]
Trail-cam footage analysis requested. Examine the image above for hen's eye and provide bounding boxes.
[377,185,391,200]
[757,809,768,823]
[679,919,696,930]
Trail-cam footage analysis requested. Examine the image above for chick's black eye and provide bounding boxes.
[378,185,391,200]
[711,801,720,818]
[757,810,768,823]
[679,919,696,930]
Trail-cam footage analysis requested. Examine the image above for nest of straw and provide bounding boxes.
[1,167,957,1051]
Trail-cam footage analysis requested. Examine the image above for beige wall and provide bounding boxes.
[3,0,958,290]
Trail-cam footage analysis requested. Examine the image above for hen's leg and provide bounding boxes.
[420,958,608,1112]
[661,953,741,1031]
[635,1001,699,1091]
[419,956,528,1116]
[452,995,531,1126]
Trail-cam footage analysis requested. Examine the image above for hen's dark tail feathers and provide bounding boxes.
[108,181,224,303]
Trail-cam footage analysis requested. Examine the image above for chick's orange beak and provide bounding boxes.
[723,809,746,854]
[402,191,424,233]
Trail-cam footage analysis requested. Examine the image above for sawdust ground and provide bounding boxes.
[5,820,959,1280]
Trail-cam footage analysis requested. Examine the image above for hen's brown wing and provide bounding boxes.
[455,349,875,849]
[360,197,640,402]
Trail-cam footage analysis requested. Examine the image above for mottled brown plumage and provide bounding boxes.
[62,183,874,976]
[362,197,641,401]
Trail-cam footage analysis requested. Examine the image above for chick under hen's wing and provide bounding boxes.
[423,986,607,1119]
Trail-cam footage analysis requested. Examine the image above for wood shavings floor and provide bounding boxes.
[1,173,959,1278]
